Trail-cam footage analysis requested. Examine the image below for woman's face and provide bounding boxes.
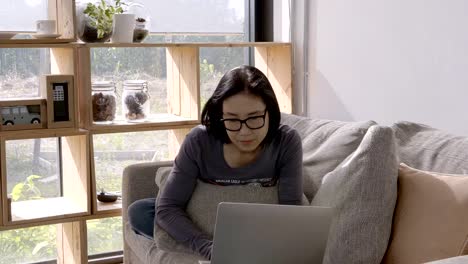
[222,92,269,153]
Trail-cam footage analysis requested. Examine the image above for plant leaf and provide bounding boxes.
[32,241,49,255]
[11,182,25,201]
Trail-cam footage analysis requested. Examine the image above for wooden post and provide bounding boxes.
[76,47,92,129]
[61,135,90,216]
[6,197,11,222]
[166,47,200,121]
[48,0,76,40]
[57,220,88,264]
[1,137,6,225]
[254,45,293,114]
[168,128,191,160]
[88,135,98,214]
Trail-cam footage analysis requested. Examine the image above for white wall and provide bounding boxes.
[308,0,468,135]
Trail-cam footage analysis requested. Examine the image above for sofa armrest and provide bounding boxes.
[121,161,173,223]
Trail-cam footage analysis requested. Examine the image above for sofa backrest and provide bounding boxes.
[281,114,468,200]
[392,121,468,175]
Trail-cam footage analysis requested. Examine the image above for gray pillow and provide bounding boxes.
[392,121,468,175]
[281,113,376,200]
[311,125,398,264]
[154,167,309,256]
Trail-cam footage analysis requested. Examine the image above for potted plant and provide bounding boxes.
[133,17,149,42]
[78,0,127,42]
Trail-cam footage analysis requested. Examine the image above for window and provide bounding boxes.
[86,0,251,258]
[138,0,245,35]
[0,48,50,99]
[0,225,57,263]
[90,130,175,257]
[91,47,168,121]
[92,131,171,194]
[199,47,249,110]
[0,0,47,32]
[87,217,123,257]
[6,138,61,202]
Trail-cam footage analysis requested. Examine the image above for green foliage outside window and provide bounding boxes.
[0,174,55,263]
[0,225,57,264]
[10,175,42,201]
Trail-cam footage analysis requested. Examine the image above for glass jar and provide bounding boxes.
[127,2,150,43]
[91,81,117,123]
[122,80,150,122]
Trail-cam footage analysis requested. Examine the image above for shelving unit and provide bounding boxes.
[1,129,90,226]
[0,1,293,262]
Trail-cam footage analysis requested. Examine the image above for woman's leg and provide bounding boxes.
[127,198,156,239]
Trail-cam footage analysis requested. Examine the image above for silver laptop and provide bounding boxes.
[200,202,334,264]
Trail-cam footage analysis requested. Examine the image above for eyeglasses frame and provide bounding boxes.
[220,109,268,132]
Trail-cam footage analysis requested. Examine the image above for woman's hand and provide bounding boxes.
[198,237,213,260]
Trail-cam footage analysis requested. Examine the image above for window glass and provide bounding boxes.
[86,0,250,259]
[199,46,248,110]
[0,48,50,99]
[137,0,245,34]
[87,217,123,256]
[91,47,167,120]
[6,138,61,201]
[89,130,177,255]
[0,0,48,31]
[92,131,171,193]
[0,225,57,263]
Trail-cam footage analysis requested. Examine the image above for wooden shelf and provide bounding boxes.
[89,114,198,134]
[82,41,292,48]
[1,133,91,229]
[95,200,122,215]
[7,197,88,225]
[254,45,293,113]
[0,39,76,46]
[0,128,87,140]
[0,41,291,48]
[0,210,122,232]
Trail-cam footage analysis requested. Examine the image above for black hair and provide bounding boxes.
[201,65,281,144]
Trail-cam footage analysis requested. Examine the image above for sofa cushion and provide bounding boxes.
[124,222,155,263]
[392,121,468,174]
[311,125,398,264]
[382,164,468,264]
[281,113,376,200]
[154,167,308,256]
[146,245,203,264]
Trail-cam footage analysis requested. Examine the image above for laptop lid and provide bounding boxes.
[210,202,334,264]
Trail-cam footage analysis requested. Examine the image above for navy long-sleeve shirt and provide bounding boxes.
[156,124,303,259]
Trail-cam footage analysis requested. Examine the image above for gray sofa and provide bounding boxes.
[122,113,468,264]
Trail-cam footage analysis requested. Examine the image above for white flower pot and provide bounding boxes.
[111,13,136,43]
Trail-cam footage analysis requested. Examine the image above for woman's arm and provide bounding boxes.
[156,130,213,259]
[278,128,304,205]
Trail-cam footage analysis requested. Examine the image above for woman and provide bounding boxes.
[128,65,303,260]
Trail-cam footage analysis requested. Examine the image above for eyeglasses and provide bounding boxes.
[220,109,267,131]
